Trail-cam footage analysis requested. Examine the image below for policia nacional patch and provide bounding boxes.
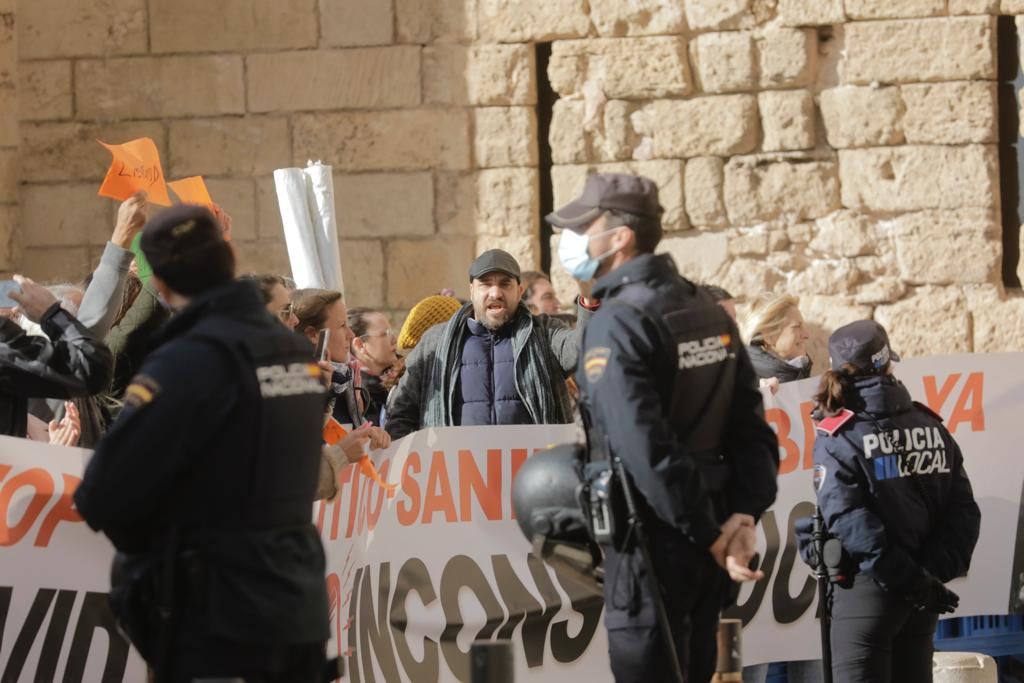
[123,374,161,409]
[583,347,611,384]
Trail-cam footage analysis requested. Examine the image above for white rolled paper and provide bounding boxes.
[273,162,344,291]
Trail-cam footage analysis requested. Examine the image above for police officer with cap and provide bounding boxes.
[809,320,980,683]
[75,204,330,681]
[547,173,780,683]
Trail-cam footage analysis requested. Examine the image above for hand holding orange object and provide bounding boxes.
[97,138,172,206]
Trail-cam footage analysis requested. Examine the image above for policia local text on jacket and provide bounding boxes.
[74,206,329,681]
[0,302,112,437]
[810,320,980,683]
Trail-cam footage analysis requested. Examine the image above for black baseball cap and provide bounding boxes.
[469,249,521,282]
[546,173,664,233]
[828,320,901,373]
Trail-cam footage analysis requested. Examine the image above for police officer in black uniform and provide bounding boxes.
[810,320,980,683]
[547,174,780,683]
[74,205,330,682]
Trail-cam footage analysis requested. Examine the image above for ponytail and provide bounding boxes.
[813,363,860,416]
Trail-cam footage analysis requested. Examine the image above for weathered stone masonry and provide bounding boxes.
[1,0,1024,360]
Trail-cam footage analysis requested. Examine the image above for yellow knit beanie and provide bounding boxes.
[398,295,463,350]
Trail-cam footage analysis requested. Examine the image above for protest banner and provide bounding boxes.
[1,353,1021,681]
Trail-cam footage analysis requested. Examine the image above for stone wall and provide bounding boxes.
[5,0,1024,357]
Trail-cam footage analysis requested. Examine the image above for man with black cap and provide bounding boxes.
[386,248,597,439]
[548,173,779,683]
[74,204,330,681]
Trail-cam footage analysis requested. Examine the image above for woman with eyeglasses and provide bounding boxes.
[348,307,402,426]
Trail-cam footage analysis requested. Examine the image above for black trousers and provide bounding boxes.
[830,575,938,683]
[602,532,729,683]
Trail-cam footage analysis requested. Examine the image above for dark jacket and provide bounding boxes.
[74,281,329,663]
[746,341,812,383]
[813,374,981,590]
[361,369,389,425]
[386,300,591,439]
[105,284,170,399]
[579,254,779,548]
[455,317,530,426]
[0,304,113,437]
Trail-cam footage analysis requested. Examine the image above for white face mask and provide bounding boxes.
[557,226,623,281]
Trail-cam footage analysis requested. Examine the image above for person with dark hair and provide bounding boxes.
[74,204,331,681]
[239,273,297,330]
[385,248,596,440]
[348,307,400,425]
[521,271,562,315]
[547,173,779,683]
[805,320,980,683]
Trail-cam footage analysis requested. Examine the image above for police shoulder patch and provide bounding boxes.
[813,464,827,492]
[583,347,611,384]
[123,374,161,409]
[815,408,855,436]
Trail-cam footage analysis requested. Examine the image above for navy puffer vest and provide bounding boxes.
[453,317,530,426]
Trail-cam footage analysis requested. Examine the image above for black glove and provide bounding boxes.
[906,572,960,614]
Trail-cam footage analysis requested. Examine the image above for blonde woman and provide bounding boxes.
[742,294,812,394]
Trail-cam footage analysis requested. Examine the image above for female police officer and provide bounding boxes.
[810,319,981,683]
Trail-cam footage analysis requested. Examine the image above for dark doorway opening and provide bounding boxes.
[535,42,556,276]
[997,15,1024,288]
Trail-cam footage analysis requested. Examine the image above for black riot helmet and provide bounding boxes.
[512,444,590,544]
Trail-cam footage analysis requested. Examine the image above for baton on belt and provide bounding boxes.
[812,505,833,683]
[614,457,686,683]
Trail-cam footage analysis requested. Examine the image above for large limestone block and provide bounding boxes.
[474,107,538,168]
[339,239,386,308]
[477,233,540,270]
[975,297,1024,352]
[949,0,999,12]
[759,90,815,152]
[387,238,476,309]
[476,168,539,237]
[658,231,729,283]
[685,0,773,31]
[819,86,905,148]
[777,0,844,25]
[320,0,393,47]
[150,0,317,52]
[723,157,840,223]
[1005,0,1024,12]
[0,94,14,148]
[0,148,15,203]
[247,47,420,112]
[790,259,861,295]
[169,117,289,177]
[893,209,1000,284]
[292,109,471,172]
[839,145,997,211]
[396,0,477,44]
[552,159,687,232]
[690,32,756,94]
[20,247,91,283]
[549,99,588,165]
[0,16,13,91]
[233,240,293,282]
[478,0,590,42]
[20,120,167,183]
[842,17,996,85]
[76,56,244,119]
[845,0,944,19]
[715,258,785,296]
[333,172,434,238]
[0,206,13,271]
[685,157,727,227]
[19,0,144,59]
[19,60,72,121]
[875,287,971,355]
[204,178,257,241]
[645,95,759,158]
[20,183,110,247]
[809,210,877,257]
[550,37,692,100]
[758,28,815,89]
[901,82,997,144]
[589,0,686,37]
[436,172,476,237]
[799,295,874,369]
[425,44,536,106]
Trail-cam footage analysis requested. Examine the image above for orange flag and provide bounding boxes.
[323,418,396,497]
[169,176,213,207]
[97,138,172,206]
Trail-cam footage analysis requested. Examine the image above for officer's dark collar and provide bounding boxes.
[152,280,265,346]
[592,253,681,299]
